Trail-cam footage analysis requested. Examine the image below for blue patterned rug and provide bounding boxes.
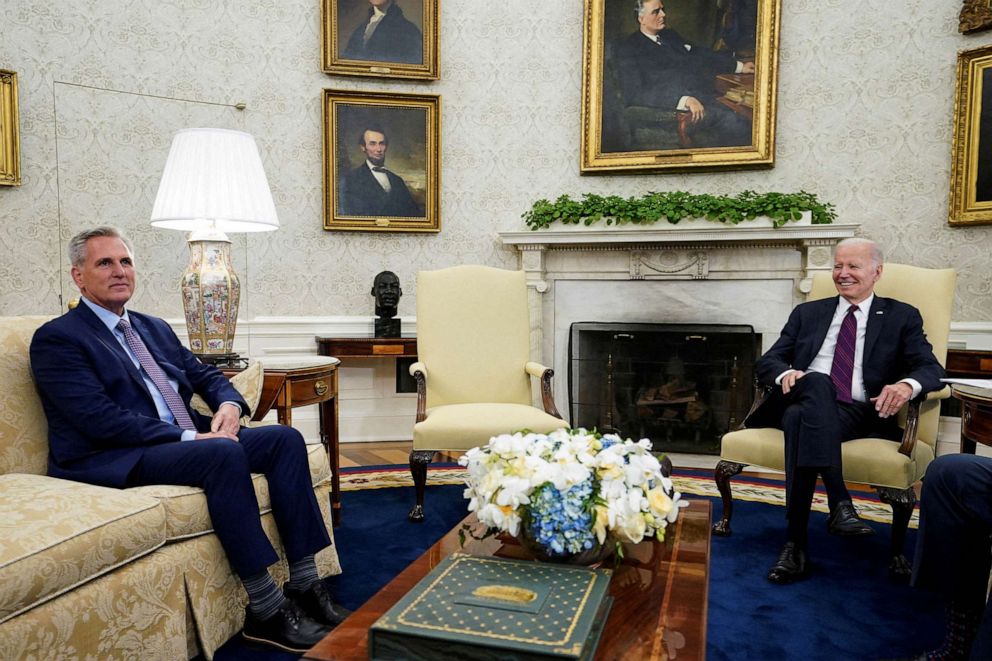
[211,465,941,660]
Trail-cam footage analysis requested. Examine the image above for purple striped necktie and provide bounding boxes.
[829,305,858,404]
[116,319,196,431]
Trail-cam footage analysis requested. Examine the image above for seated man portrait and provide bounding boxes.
[29,227,350,653]
[746,237,945,584]
[615,0,754,148]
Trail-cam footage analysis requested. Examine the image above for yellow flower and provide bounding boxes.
[592,505,610,544]
[647,486,673,518]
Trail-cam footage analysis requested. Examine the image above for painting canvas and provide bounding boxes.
[322,0,439,80]
[323,89,440,232]
[950,44,992,226]
[580,0,780,174]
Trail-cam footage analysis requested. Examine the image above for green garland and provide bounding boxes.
[521,190,836,230]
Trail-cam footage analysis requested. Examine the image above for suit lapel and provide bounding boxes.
[73,304,149,393]
[863,296,887,364]
[806,297,837,365]
[129,315,193,394]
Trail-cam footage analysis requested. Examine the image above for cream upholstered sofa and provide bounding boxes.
[0,316,341,660]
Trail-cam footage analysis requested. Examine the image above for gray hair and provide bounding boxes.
[68,227,134,267]
[834,237,883,267]
[634,0,649,16]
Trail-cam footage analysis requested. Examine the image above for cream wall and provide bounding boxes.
[1,1,990,442]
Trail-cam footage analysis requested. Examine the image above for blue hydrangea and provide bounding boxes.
[526,478,596,556]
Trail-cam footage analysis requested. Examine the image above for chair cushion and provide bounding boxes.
[720,428,934,489]
[412,403,567,451]
[0,316,54,476]
[190,359,264,420]
[124,443,330,541]
[0,473,166,624]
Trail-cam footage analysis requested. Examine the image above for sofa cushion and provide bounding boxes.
[0,473,166,624]
[190,359,264,421]
[125,443,331,541]
[0,316,54,476]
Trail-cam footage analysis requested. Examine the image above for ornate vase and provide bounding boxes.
[180,234,240,357]
[516,526,615,566]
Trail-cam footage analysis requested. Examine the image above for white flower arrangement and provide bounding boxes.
[459,428,685,560]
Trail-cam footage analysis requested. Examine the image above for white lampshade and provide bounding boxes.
[150,128,279,233]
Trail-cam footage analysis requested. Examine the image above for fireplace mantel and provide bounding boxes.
[498,218,859,418]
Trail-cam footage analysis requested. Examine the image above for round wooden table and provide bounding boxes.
[951,384,992,454]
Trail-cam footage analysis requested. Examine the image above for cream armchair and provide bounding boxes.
[408,266,567,522]
[713,264,956,577]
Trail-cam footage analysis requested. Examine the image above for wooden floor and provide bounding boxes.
[339,441,462,469]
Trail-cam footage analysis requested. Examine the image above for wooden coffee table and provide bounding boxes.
[305,499,711,661]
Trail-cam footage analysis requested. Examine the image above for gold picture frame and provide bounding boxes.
[580,0,781,174]
[323,89,440,232]
[0,69,20,186]
[950,44,992,226]
[959,0,992,34]
[321,0,439,81]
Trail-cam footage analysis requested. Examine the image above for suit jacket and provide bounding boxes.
[30,303,248,488]
[746,295,945,428]
[342,3,423,64]
[615,29,739,111]
[339,163,422,217]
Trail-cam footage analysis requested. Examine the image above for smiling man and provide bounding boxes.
[745,237,945,584]
[30,227,350,652]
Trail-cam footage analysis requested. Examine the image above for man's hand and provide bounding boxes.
[781,370,806,394]
[209,402,242,436]
[871,383,913,419]
[741,61,755,74]
[194,430,240,442]
[684,96,706,123]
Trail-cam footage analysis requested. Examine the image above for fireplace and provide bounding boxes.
[568,322,759,454]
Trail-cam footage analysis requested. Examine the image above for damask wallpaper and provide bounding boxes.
[0,0,989,321]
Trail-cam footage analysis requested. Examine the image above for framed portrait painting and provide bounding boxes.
[321,0,439,80]
[580,0,781,174]
[0,69,20,186]
[323,89,440,232]
[950,44,992,226]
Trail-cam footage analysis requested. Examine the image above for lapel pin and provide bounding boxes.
[876,311,884,315]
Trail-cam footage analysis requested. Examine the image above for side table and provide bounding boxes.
[224,356,343,525]
[951,384,992,455]
[315,336,417,360]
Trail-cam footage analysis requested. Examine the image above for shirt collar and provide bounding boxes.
[366,160,386,172]
[80,295,130,333]
[837,293,874,316]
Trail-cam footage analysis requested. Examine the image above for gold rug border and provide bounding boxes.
[340,467,916,528]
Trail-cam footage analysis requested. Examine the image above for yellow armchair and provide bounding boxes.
[408,266,567,522]
[713,263,956,576]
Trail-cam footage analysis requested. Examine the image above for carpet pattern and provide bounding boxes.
[340,464,919,527]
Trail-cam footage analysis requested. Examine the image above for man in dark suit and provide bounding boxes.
[906,453,992,661]
[30,227,350,653]
[748,238,945,583]
[342,0,422,64]
[339,127,422,218]
[615,0,753,148]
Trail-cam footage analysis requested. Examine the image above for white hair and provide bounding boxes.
[834,237,883,267]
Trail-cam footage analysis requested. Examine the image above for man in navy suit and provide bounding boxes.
[615,0,753,148]
[339,127,422,218]
[30,227,349,653]
[342,0,422,65]
[748,238,945,583]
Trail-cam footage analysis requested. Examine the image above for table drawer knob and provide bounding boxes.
[314,381,328,396]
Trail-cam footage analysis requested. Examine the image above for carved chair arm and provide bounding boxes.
[525,362,562,419]
[410,361,427,423]
[897,399,923,458]
[737,383,773,430]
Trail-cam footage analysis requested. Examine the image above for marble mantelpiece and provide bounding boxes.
[498,218,859,420]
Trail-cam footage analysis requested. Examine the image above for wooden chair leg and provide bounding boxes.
[713,460,746,536]
[408,450,436,522]
[875,485,916,580]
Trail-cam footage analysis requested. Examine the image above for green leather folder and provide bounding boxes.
[369,553,613,660]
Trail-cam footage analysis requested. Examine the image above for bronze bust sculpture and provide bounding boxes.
[372,271,402,337]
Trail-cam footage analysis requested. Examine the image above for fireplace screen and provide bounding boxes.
[568,322,759,455]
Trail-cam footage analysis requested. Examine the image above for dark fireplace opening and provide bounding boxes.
[568,322,760,455]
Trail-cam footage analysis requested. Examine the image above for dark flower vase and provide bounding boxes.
[516,527,615,566]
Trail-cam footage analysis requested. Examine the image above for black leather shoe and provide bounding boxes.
[286,580,353,628]
[827,500,875,536]
[767,542,810,584]
[242,600,331,653]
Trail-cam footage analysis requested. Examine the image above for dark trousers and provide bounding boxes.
[912,454,992,659]
[693,100,751,147]
[779,372,897,536]
[128,425,331,578]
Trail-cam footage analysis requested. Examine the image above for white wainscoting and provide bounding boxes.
[169,316,992,449]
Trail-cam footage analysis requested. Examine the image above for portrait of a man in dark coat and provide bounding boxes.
[341,0,423,65]
[339,126,422,218]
